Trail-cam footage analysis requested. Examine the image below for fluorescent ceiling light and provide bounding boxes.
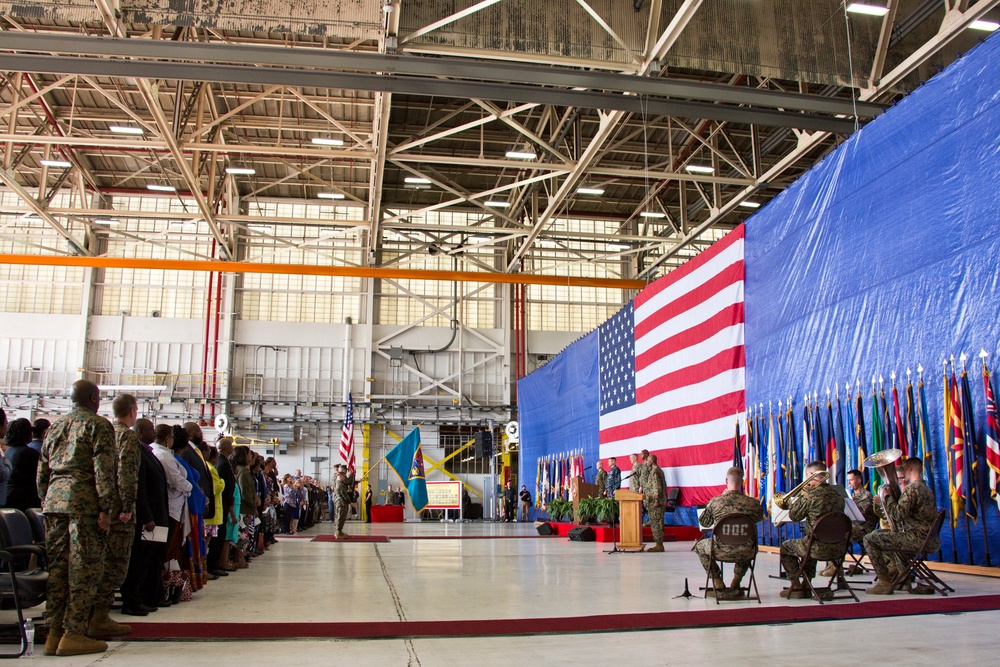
[40,159,73,168]
[226,166,256,175]
[640,211,666,218]
[404,177,432,184]
[22,217,43,223]
[312,137,345,146]
[317,192,345,199]
[846,3,890,16]
[969,20,999,32]
[608,243,630,251]
[147,183,176,192]
[109,125,144,135]
[169,222,197,231]
[505,150,537,160]
[576,187,605,196]
[405,184,431,190]
[94,219,120,226]
[484,201,510,207]
[739,201,761,209]
[683,164,715,174]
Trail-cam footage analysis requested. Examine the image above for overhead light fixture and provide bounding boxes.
[468,236,493,244]
[969,19,1000,32]
[94,219,120,226]
[845,3,890,16]
[404,177,432,184]
[21,216,43,223]
[608,243,630,251]
[147,183,176,192]
[484,201,510,207]
[312,137,345,146]
[226,166,256,175]
[505,150,537,160]
[640,211,666,219]
[684,164,715,174]
[109,125,144,135]
[40,159,73,168]
[317,192,345,199]
[248,224,271,232]
[739,201,761,209]
[169,222,197,232]
[405,184,431,190]
[537,239,559,248]
[576,187,605,196]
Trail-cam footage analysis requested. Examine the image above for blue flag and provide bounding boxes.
[385,428,429,512]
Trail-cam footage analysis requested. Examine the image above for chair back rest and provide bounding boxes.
[666,487,680,506]
[25,508,45,544]
[712,513,758,547]
[810,512,852,545]
[918,509,946,555]
[0,508,37,570]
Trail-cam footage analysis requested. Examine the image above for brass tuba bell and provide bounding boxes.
[863,448,903,501]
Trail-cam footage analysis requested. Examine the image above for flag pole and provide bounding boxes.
[944,358,958,563]
[978,350,993,566]
[956,355,975,564]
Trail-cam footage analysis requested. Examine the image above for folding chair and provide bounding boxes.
[664,488,680,514]
[703,513,761,604]
[23,510,44,546]
[891,509,954,596]
[796,512,858,604]
[0,509,48,658]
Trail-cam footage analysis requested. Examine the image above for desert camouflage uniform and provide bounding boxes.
[37,406,117,636]
[335,475,354,531]
[850,487,879,542]
[694,490,765,580]
[644,463,666,544]
[779,483,845,579]
[864,480,939,577]
[94,421,142,607]
[629,463,645,492]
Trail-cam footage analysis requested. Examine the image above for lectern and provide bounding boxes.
[614,489,645,551]
[571,477,602,523]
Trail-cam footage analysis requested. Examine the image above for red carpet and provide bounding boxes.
[125,594,1000,640]
[311,535,390,543]
[389,535,559,540]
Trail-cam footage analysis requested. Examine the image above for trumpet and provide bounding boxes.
[864,448,903,531]
[773,470,830,510]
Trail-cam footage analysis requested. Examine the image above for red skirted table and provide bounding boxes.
[371,505,404,523]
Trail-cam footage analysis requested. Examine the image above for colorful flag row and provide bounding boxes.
[534,451,585,510]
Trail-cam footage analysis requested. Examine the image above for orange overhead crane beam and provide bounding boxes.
[0,253,648,289]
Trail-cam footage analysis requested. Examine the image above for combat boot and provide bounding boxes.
[707,576,727,597]
[646,541,664,552]
[43,629,62,656]
[55,632,108,656]
[729,576,743,591]
[866,580,894,595]
[819,562,837,577]
[717,587,743,601]
[87,608,131,639]
[335,530,349,539]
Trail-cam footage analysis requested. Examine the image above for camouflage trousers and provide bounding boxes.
[44,514,106,635]
[645,503,664,544]
[780,536,847,581]
[864,530,936,577]
[335,501,349,531]
[693,537,753,580]
[94,519,136,609]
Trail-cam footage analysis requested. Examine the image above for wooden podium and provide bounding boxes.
[614,489,645,551]
[571,476,602,523]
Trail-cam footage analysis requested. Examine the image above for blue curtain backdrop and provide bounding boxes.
[518,332,600,520]
[744,33,1000,564]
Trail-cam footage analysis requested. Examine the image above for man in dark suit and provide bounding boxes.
[209,436,236,574]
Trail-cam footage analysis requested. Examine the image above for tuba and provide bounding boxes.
[863,448,903,530]
[773,470,830,510]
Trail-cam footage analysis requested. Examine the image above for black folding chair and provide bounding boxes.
[703,513,760,604]
[891,510,954,596]
[664,488,680,514]
[23,510,44,546]
[0,509,48,658]
[796,512,858,604]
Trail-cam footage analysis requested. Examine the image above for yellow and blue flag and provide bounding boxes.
[385,428,429,512]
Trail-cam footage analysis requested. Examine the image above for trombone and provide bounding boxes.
[863,448,903,531]
[772,470,830,510]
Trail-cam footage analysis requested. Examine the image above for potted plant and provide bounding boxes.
[577,497,599,524]
[545,498,572,522]
[595,497,619,524]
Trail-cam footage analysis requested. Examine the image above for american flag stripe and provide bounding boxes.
[599,226,745,506]
[340,393,355,475]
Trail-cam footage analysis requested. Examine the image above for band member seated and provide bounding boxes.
[820,468,879,577]
[862,457,939,595]
[778,461,845,599]
[694,467,764,600]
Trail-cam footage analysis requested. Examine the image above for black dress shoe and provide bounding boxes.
[153,599,172,608]
[138,603,157,613]
[121,606,149,617]
[208,569,229,577]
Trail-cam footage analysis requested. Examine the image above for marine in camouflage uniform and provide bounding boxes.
[628,455,644,493]
[644,457,667,551]
[89,404,142,636]
[334,467,353,537]
[864,460,939,594]
[37,381,117,655]
[593,464,607,498]
[850,487,879,543]
[694,484,765,588]
[779,473,845,583]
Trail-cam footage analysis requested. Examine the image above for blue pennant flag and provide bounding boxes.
[385,428,429,512]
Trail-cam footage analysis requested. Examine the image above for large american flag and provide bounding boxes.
[599,226,745,506]
[340,393,356,476]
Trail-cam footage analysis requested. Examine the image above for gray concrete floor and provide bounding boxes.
[12,519,999,665]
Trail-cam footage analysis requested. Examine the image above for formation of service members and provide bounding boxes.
[630,450,667,552]
[693,467,764,600]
